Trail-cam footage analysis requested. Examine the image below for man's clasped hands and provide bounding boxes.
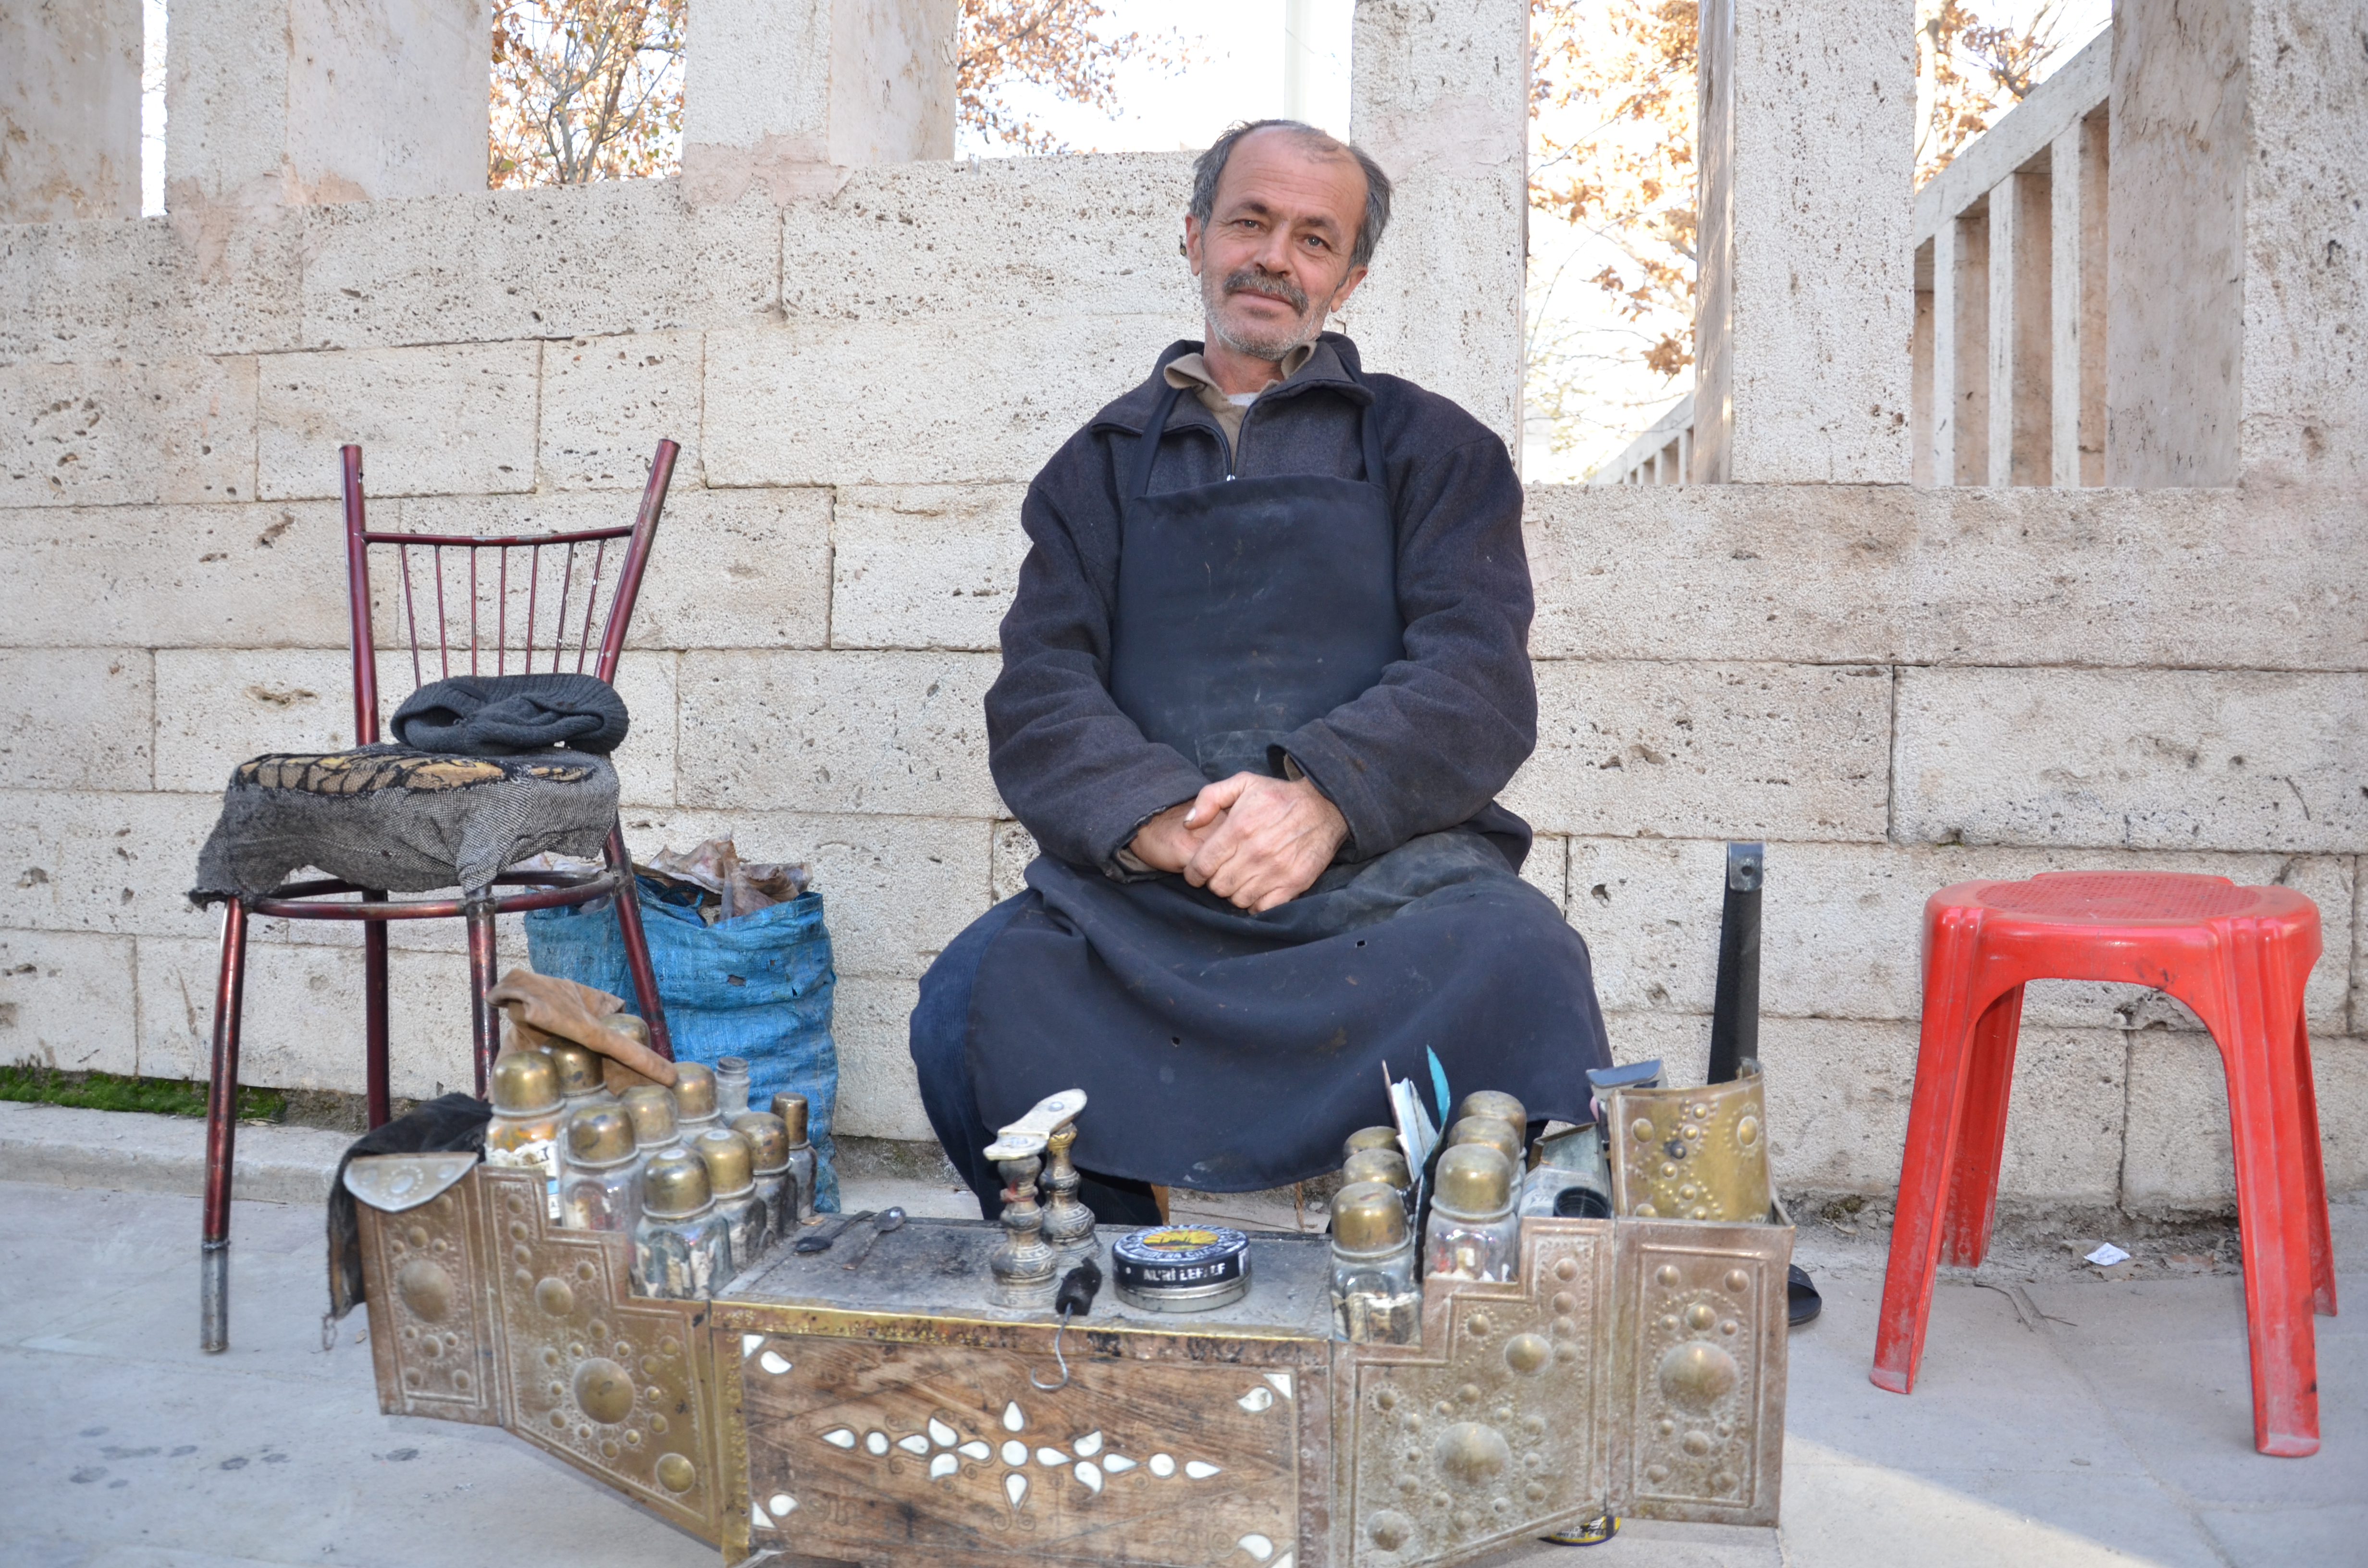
[1128,772,1348,914]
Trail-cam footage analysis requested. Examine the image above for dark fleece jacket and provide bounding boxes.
[985,332,1538,877]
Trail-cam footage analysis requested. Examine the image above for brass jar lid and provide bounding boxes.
[1342,1125,1401,1162]
[1330,1179,1409,1254]
[729,1112,789,1172]
[640,1148,714,1219]
[488,1048,562,1116]
[1342,1146,1412,1193]
[566,1106,636,1167]
[546,1041,604,1098]
[770,1092,811,1146]
[1445,1114,1524,1169]
[620,1084,679,1148]
[1432,1142,1516,1220]
[672,1061,717,1120]
[609,1015,651,1046]
[1455,1090,1528,1139]
[693,1127,756,1198]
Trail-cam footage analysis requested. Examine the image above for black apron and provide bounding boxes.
[966,375,1607,1190]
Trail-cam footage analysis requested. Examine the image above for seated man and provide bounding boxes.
[910,119,1610,1222]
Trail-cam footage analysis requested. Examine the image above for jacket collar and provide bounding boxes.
[1091,331,1370,437]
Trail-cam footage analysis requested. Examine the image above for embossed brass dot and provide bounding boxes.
[1684,1123,1703,1139]
[1630,1119,1655,1142]
[1721,1320,1739,1335]
[1714,1470,1738,1493]
[1397,1475,1418,1494]
[1451,1510,1475,1533]
[573,1359,636,1425]
[1659,1419,1675,1436]
[1403,1413,1422,1434]
[1716,1420,1734,1437]
[1659,1163,1677,1178]
[1492,1495,1511,1512]
[1376,1388,1397,1411]
[1725,1269,1750,1292]
[534,1277,575,1317]
[1554,1257,1578,1281]
[1552,1291,1578,1314]
[649,1414,668,1434]
[1682,1430,1714,1456]
[402,1326,417,1341]
[1660,1342,1741,1409]
[1433,1422,1511,1483]
[642,1356,660,1375]
[1633,1202,1659,1218]
[1686,1303,1716,1331]
[543,1348,560,1367]
[601,1439,619,1458]
[1552,1316,1577,1338]
[1368,1511,1413,1551]
[510,1221,529,1240]
[1456,1384,1482,1405]
[569,1343,585,1358]
[1466,1313,1491,1337]
[407,1225,429,1248]
[1655,1265,1682,1287]
[420,1339,442,1359]
[659,1336,678,1356]
[1525,1480,1547,1502]
[589,1321,608,1341]
[577,1261,595,1282]
[507,1195,524,1214]
[655,1453,695,1493]
[1690,1206,1711,1220]
[549,1382,565,1399]
[1689,1102,1709,1119]
[614,1341,631,1359]
[625,1431,641,1447]
[1504,1334,1550,1373]
[549,1411,567,1429]
[1735,1115,1760,1147]
[1678,1184,1699,1200]
[1661,1315,1680,1331]
[1436,1401,1454,1417]
[1522,1415,1546,1436]
[1554,1342,1579,1364]
[1645,1462,1669,1483]
[402,1369,420,1388]
[395,1259,453,1322]
[512,1243,532,1265]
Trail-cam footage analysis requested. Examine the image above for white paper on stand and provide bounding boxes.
[1383,1062,1439,1216]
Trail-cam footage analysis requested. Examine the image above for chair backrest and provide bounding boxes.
[338,441,679,746]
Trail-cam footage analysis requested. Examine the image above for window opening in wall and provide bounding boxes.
[1525,0,2109,485]
[957,0,1351,158]
[139,0,166,216]
[488,0,687,187]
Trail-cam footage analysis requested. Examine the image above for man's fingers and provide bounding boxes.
[1184,772,1256,829]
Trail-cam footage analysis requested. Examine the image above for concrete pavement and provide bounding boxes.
[1,1109,2360,1568]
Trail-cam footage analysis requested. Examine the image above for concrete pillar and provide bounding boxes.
[680,0,957,207]
[1930,210,1989,487]
[0,0,144,223]
[1343,0,1528,449]
[1987,170,2052,485]
[2050,109,2108,487]
[165,0,489,212]
[1910,262,1936,487]
[1691,0,1915,483]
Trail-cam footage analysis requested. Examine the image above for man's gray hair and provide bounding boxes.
[1189,120,1394,270]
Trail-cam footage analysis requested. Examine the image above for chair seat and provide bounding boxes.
[1969,870,2269,923]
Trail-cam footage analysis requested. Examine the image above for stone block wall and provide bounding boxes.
[1,0,2359,1218]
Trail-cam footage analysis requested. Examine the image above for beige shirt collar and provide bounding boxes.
[1162,342,1320,446]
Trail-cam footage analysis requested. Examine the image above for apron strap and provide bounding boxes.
[1129,382,1186,501]
[1353,375,1386,491]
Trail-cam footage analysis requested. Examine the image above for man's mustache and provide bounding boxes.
[1223,268,1310,315]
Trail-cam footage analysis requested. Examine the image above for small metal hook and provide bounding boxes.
[1030,1307,1074,1392]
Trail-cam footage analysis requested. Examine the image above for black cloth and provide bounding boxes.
[936,346,1609,1193]
[392,673,629,756]
[986,332,1537,874]
[326,1093,492,1323]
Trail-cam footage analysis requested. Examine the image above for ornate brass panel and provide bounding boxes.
[1608,1073,1771,1223]
[358,1178,500,1424]
[1340,1221,1616,1568]
[476,1168,725,1546]
[1609,1216,1789,1526]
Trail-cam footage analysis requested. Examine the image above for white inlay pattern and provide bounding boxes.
[1239,1534,1274,1561]
[1149,1454,1176,1477]
[1237,1385,1275,1413]
[897,1434,930,1454]
[816,1396,1230,1515]
[1274,1554,1295,1568]
[1264,1372,1295,1399]
[1185,1460,1222,1479]
[740,1334,764,1357]
[769,1494,797,1517]
[929,1418,958,1447]
[759,1350,792,1375]
[958,1440,991,1461]
[1000,1439,1028,1467]
[1005,1473,1028,1507]
[822,1429,856,1448]
[864,1431,889,1456]
[1036,1447,1068,1467]
[928,1453,958,1480]
[1073,1430,1103,1457]
[1076,1461,1103,1494]
[1002,1401,1026,1432]
[1103,1455,1138,1473]
[751,1502,769,1531]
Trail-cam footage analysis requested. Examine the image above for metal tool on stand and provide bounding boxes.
[1707,842,1763,1086]
[982,1090,1085,1307]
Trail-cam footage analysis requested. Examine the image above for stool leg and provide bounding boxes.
[201,901,249,1353]
[466,901,499,1096]
[605,821,674,1060]
[2291,1012,2336,1317]
[1940,984,2023,1269]
[1872,909,1987,1396]
[363,893,390,1128]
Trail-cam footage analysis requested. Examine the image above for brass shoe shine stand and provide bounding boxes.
[351,1077,1790,1568]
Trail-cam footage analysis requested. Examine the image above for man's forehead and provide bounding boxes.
[1211,130,1365,229]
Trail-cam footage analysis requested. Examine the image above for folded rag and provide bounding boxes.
[486,967,677,1089]
[392,673,629,756]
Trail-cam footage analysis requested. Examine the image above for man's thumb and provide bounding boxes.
[1184,772,1252,826]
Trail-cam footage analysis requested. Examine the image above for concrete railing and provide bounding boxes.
[1592,393,1694,485]
[1911,31,2111,488]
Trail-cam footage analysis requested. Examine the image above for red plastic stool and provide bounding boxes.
[1871,871,2335,1457]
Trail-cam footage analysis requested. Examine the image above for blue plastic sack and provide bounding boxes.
[525,878,841,1211]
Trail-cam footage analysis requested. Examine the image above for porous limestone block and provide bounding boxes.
[827,973,932,1142]
[538,332,704,491]
[0,355,257,508]
[0,210,305,365]
[1751,1017,1919,1195]
[388,488,834,652]
[702,314,1184,488]
[615,808,990,980]
[150,647,679,808]
[299,183,781,350]
[1564,837,1728,1019]
[1502,661,1891,841]
[1992,1026,2127,1205]
[2121,1030,2368,1206]
[1520,833,1568,916]
[1894,667,2368,854]
[256,343,541,500]
[0,649,151,790]
[0,930,139,1077]
[0,788,223,943]
[0,0,142,223]
[831,484,1029,652]
[677,650,1002,817]
[990,819,1037,903]
[779,155,1200,323]
[136,931,494,1096]
[1599,1008,1714,1084]
[0,502,345,650]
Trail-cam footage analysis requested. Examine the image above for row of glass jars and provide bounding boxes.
[482,1035,818,1299]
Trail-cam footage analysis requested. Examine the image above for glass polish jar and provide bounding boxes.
[484,1049,565,1221]
[714,1055,752,1119]
[693,1127,768,1267]
[729,1112,793,1241]
[1454,1090,1529,1154]
[1342,1125,1402,1163]
[546,1040,617,1113]
[1330,1180,1419,1344]
[633,1148,732,1299]
[771,1092,817,1224]
[619,1084,683,1206]
[1444,1113,1525,1172]
[1518,1124,1613,1219]
[671,1061,721,1137]
[1341,1146,1413,1200]
[1424,1143,1519,1283]
[557,1106,641,1232]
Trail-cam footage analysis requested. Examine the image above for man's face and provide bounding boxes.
[1184,130,1370,361]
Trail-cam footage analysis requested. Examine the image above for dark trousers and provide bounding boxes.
[910,893,1163,1226]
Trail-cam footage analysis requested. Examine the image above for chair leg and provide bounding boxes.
[2291,1012,2337,1318]
[1871,908,1988,1396]
[1939,984,2023,1269]
[605,822,674,1060]
[466,900,500,1096]
[363,894,391,1128]
[201,900,249,1354]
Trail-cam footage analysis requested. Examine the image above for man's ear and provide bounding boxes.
[1182,214,1204,276]
[1325,263,1370,317]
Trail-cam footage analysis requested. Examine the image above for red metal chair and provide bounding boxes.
[1871,871,2336,1456]
[201,441,682,1352]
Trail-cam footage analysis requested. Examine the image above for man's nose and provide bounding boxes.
[1248,224,1297,275]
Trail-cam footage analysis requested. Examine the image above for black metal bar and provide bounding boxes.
[1706,842,1764,1085]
